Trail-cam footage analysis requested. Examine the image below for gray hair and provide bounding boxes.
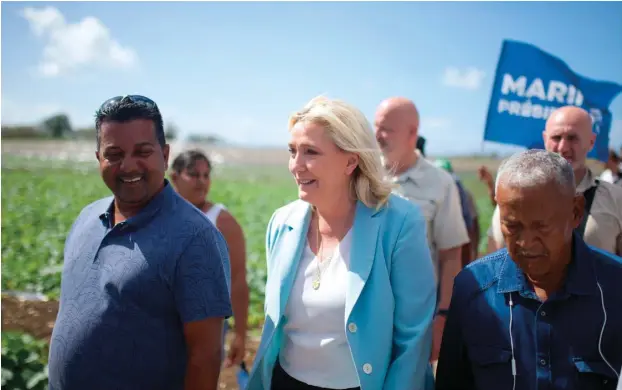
[495,150,576,197]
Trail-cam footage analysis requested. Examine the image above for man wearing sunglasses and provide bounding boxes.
[47,95,233,390]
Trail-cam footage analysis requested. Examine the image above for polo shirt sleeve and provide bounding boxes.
[434,179,470,251]
[173,226,233,323]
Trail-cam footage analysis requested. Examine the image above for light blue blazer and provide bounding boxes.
[246,194,438,390]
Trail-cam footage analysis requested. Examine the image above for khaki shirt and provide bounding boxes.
[489,169,622,256]
[390,153,470,267]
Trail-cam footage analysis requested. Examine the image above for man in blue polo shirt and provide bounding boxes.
[48,95,233,390]
[436,150,622,390]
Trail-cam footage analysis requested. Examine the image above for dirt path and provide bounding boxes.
[1,296,259,389]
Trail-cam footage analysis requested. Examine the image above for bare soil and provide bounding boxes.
[1,296,259,389]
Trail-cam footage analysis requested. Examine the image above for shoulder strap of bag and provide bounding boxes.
[575,179,599,238]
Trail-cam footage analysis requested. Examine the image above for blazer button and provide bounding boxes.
[348,323,357,333]
[363,363,373,374]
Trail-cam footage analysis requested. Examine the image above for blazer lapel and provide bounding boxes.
[345,201,382,321]
[272,201,312,324]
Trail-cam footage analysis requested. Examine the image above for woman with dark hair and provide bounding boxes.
[170,149,250,379]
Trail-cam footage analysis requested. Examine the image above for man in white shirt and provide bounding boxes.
[374,97,470,368]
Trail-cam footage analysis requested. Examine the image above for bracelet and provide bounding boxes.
[436,309,449,317]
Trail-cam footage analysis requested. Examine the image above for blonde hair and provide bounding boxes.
[288,96,394,209]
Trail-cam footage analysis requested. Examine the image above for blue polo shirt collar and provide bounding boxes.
[496,232,597,297]
[99,179,175,228]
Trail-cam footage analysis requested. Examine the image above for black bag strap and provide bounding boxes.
[575,179,599,238]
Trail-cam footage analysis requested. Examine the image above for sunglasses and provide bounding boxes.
[99,95,159,111]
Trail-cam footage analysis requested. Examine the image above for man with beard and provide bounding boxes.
[374,97,470,369]
[436,149,622,390]
[488,106,622,256]
[47,95,233,390]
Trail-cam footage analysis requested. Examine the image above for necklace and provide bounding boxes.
[312,217,333,290]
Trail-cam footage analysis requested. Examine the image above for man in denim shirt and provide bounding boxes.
[436,150,622,390]
[48,95,233,390]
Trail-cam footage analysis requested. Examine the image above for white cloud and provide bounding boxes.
[442,66,486,90]
[21,6,138,77]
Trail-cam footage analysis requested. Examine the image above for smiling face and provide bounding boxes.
[497,180,582,282]
[288,121,358,207]
[96,119,170,210]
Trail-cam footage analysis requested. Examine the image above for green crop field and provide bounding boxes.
[1,153,496,388]
[1,156,495,329]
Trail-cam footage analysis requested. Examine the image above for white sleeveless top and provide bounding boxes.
[204,203,226,228]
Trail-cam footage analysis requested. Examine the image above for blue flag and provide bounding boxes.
[483,40,622,162]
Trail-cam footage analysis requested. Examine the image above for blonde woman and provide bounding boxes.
[247,96,437,390]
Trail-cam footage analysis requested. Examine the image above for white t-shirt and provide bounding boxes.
[279,229,359,389]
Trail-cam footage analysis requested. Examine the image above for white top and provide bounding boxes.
[204,203,226,227]
[280,229,359,389]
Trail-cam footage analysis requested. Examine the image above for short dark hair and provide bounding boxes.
[95,101,165,150]
[171,149,212,174]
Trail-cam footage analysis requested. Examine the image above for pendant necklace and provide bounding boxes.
[312,217,333,290]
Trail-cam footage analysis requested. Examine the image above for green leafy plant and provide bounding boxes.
[1,332,49,390]
[1,161,297,328]
[1,157,494,329]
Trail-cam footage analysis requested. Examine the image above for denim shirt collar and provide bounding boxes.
[99,179,175,229]
[496,232,597,298]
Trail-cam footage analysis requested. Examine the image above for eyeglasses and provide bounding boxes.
[99,95,159,111]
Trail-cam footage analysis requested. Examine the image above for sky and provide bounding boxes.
[2,1,622,156]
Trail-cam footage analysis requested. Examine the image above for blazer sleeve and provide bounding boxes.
[383,206,438,390]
